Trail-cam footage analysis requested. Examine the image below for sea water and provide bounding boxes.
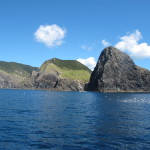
[0,89,150,150]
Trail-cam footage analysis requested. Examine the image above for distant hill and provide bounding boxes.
[0,61,38,77]
[0,61,38,88]
[40,58,91,82]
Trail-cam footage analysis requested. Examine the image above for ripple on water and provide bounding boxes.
[0,90,150,150]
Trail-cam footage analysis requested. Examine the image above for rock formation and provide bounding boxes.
[87,46,150,92]
[22,58,91,91]
[27,70,85,91]
[1,48,150,92]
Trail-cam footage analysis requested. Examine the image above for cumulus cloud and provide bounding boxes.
[102,40,111,47]
[34,24,66,47]
[115,30,150,58]
[77,57,96,70]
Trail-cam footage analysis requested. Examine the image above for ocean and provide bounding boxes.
[0,89,150,150]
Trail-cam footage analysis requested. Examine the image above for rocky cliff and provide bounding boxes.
[22,58,91,91]
[87,46,150,92]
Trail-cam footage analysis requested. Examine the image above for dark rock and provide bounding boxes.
[25,68,85,91]
[55,79,84,91]
[87,46,150,92]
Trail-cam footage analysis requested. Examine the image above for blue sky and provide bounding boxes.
[0,0,150,70]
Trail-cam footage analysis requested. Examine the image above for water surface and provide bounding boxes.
[0,89,150,150]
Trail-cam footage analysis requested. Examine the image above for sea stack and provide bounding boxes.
[87,46,150,92]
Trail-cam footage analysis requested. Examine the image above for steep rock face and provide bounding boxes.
[23,58,89,91]
[0,72,20,88]
[28,70,85,91]
[87,46,150,92]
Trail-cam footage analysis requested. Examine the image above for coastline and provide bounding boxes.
[0,87,150,93]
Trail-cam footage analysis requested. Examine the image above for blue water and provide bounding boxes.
[0,89,150,150]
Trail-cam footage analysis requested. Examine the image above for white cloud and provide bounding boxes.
[102,40,111,47]
[77,57,96,70]
[81,42,99,51]
[115,30,150,59]
[34,24,66,47]
[81,44,92,51]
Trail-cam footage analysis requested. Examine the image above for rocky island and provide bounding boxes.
[87,46,150,92]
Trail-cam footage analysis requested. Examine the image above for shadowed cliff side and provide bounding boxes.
[87,46,150,92]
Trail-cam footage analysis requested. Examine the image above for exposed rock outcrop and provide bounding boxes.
[23,70,85,91]
[0,72,19,88]
[21,59,89,91]
[87,46,150,92]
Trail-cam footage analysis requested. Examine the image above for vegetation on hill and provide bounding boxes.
[40,58,91,82]
[0,61,38,77]
[42,58,91,72]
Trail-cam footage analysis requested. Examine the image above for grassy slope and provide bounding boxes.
[40,58,91,82]
[0,61,38,77]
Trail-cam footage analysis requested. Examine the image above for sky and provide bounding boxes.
[0,0,150,70]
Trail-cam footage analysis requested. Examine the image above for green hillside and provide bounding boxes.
[40,58,91,82]
[42,58,91,72]
[0,61,38,77]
